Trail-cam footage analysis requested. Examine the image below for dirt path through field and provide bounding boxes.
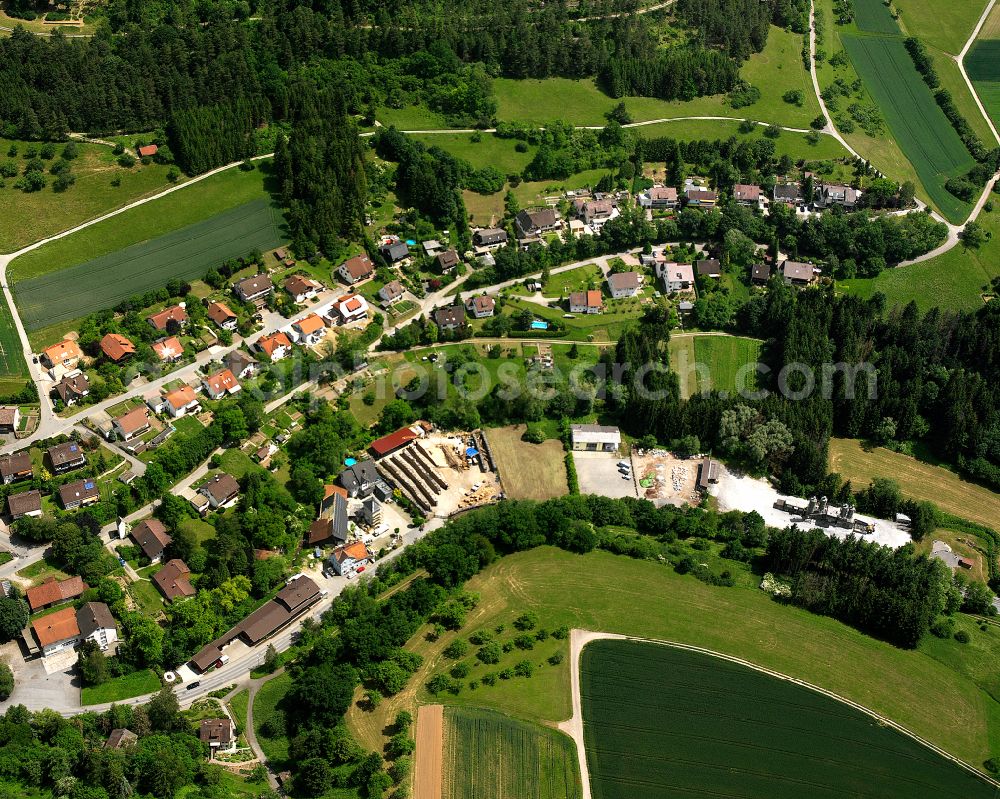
[414,704,444,799]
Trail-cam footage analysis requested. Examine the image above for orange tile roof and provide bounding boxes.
[137,144,158,158]
[258,332,292,357]
[334,541,369,564]
[164,384,198,410]
[100,333,136,362]
[32,606,80,648]
[26,576,87,611]
[204,369,239,396]
[43,340,82,365]
[152,337,184,361]
[115,406,150,435]
[323,484,348,501]
[207,302,237,325]
[295,314,325,335]
[148,305,187,331]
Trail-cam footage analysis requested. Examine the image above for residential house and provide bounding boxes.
[466,295,495,319]
[41,340,83,371]
[515,208,560,239]
[773,183,803,206]
[31,606,81,656]
[339,459,384,499]
[782,260,816,286]
[338,254,375,284]
[137,144,158,158]
[696,259,722,279]
[569,290,603,314]
[329,541,370,577]
[819,183,860,208]
[570,424,621,452]
[54,372,90,406]
[8,489,42,520]
[751,263,772,285]
[152,337,184,363]
[662,263,695,293]
[284,275,322,303]
[379,241,410,264]
[292,314,327,346]
[638,185,678,210]
[233,275,274,305]
[579,199,617,229]
[433,305,466,331]
[732,184,762,207]
[199,473,240,509]
[334,293,369,325]
[225,349,259,380]
[202,369,241,400]
[607,271,642,299]
[0,452,32,484]
[685,187,718,208]
[47,441,87,473]
[206,302,238,331]
[162,385,200,418]
[58,478,101,510]
[472,228,508,250]
[379,280,405,305]
[0,407,19,433]
[26,575,87,612]
[257,331,293,361]
[113,406,151,441]
[100,333,136,363]
[200,719,236,757]
[76,602,118,651]
[132,518,172,564]
[435,249,460,274]
[105,729,138,750]
[422,239,445,258]
[153,559,196,602]
[147,305,188,332]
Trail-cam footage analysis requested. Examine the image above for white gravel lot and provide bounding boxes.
[710,466,913,549]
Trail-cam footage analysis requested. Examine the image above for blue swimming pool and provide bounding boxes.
[531,320,549,330]
[405,239,416,246]
[345,457,357,467]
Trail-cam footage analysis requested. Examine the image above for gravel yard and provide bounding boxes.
[573,451,639,499]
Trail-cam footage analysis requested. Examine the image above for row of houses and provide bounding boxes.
[28,600,118,657]
[636,180,862,212]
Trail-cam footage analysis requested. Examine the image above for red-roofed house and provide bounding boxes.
[152,337,184,362]
[148,304,188,332]
[370,424,423,458]
[257,332,292,360]
[569,290,603,314]
[26,576,87,612]
[202,369,241,400]
[292,314,327,345]
[207,302,238,331]
[137,144,158,158]
[284,275,322,303]
[337,255,374,285]
[465,295,495,319]
[100,334,136,363]
[162,385,200,418]
[113,406,151,441]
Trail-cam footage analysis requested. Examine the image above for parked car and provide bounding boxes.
[186,681,201,690]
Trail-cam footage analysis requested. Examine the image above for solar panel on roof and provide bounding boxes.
[84,481,95,489]
[70,445,78,452]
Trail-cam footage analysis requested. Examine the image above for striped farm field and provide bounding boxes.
[442,706,580,799]
[581,639,1000,799]
[840,33,975,223]
[669,334,763,399]
[12,198,284,331]
[965,39,1000,129]
[852,0,902,35]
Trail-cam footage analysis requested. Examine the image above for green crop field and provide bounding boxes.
[966,39,1000,129]
[840,33,976,222]
[442,707,580,799]
[894,0,987,55]
[581,639,999,799]
[669,334,763,399]
[0,294,28,388]
[13,198,284,331]
[542,264,602,296]
[852,0,904,34]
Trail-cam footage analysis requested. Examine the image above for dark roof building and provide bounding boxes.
[199,473,240,508]
[48,441,87,472]
[751,263,772,284]
[0,452,32,484]
[233,275,274,303]
[433,305,466,330]
[473,228,508,248]
[380,241,410,263]
[515,208,559,238]
[153,559,196,602]
[696,259,722,278]
[7,489,41,520]
[436,250,460,273]
[339,459,381,498]
[54,372,91,405]
[58,478,100,510]
[76,601,116,639]
[200,718,234,746]
[106,729,138,749]
[131,519,172,562]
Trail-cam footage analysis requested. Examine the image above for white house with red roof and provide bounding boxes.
[202,369,241,400]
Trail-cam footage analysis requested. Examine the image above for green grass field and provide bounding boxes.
[0,137,179,254]
[633,118,849,160]
[966,39,1000,130]
[410,133,537,175]
[542,265,602,295]
[13,197,284,330]
[81,669,161,705]
[840,33,975,223]
[669,334,763,399]
[253,672,293,769]
[486,425,569,501]
[348,547,1000,772]
[933,49,999,145]
[581,639,999,799]
[852,0,903,34]
[0,293,28,386]
[443,706,580,799]
[9,163,273,282]
[895,0,988,54]
[228,689,250,732]
[839,203,1000,311]
[493,27,821,129]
